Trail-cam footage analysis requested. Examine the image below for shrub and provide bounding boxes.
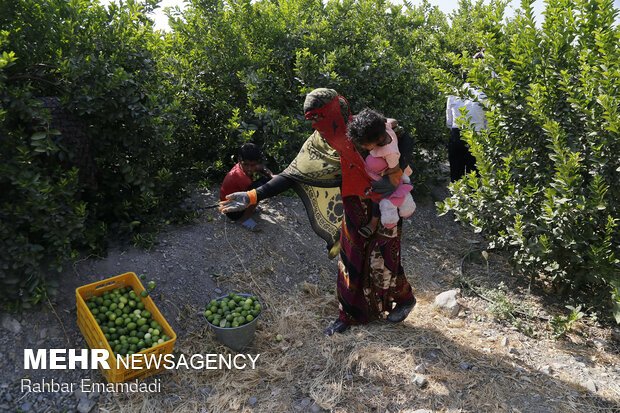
[0,1,189,307]
[168,0,449,188]
[436,0,620,321]
[0,42,85,305]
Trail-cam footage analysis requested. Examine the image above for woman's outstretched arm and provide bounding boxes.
[219,175,294,213]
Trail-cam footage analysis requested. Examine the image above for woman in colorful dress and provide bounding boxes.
[220,88,416,336]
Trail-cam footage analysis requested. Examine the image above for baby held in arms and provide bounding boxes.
[347,109,416,238]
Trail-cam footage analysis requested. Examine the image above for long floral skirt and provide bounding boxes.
[337,196,414,324]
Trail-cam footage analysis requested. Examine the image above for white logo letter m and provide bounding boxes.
[24,349,46,369]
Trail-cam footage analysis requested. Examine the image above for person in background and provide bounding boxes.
[219,88,416,336]
[219,143,273,232]
[445,51,488,182]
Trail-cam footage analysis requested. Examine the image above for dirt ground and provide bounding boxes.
[0,180,619,413]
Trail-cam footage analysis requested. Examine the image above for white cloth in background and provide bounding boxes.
[446,84,487,131]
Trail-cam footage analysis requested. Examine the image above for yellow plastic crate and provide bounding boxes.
[76,272,177,383]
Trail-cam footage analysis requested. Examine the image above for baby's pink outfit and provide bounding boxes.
[365,123,416,228]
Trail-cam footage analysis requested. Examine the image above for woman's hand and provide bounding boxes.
[219,192,250,213]
[370,175,397,197]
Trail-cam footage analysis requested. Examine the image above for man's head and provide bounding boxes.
[238,143,261,176]
[347,108,389,151]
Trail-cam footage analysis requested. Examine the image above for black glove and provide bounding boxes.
[370,175,397,197]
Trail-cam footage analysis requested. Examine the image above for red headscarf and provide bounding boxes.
[305,96,381,201]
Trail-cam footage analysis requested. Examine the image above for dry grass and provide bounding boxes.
[100,267,620,413]
[86,192,620,412]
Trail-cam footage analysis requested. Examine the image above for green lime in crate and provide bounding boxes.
[76,272,177,383]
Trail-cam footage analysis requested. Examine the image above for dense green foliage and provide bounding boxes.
[0,0,189,307]
[1,0,618,321]
[167,0,448,184]
[436,0,620,321]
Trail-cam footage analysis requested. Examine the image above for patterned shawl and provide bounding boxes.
[281,131,343,258]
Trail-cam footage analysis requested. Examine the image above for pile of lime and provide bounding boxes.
[205,293,261,328]
[85,285,171,357]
